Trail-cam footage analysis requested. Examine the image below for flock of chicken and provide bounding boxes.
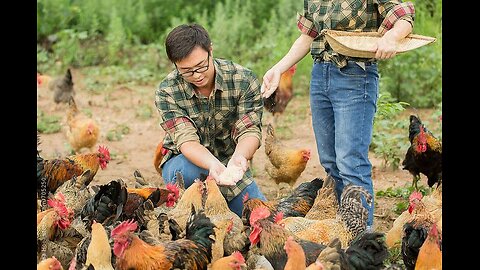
[37,68,442,270]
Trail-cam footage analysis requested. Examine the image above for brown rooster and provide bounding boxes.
[126,182,179,208]
[121,183,180,226]
[37,143,111,206]
[242,177,324,226]
[111,205,216,270]
[51,68,75,105]
[414,223,442,270]
[37,193,73,245]
[263,64,297,126]
[37,193,76,268]
[402,115,442,190]
[66,96,100,154]
[264,123,311,195]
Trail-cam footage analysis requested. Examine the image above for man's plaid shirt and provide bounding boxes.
[155,58,263,201]
[297,0,415,67]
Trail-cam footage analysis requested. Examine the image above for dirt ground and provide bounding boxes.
[36,68,432,234]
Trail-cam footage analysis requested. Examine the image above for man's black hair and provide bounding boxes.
[165,23,211,63]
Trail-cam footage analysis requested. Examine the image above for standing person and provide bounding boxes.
[261,1,415,229]
[155,23,266,217]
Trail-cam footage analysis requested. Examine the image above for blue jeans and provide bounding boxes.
[161,154,266,217]
[309,60,379,227]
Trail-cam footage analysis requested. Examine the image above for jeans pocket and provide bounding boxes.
[338,61,367,77]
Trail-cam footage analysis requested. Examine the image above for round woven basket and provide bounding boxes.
[322,29,437,58]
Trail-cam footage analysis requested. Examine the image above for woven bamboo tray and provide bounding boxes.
[322,29,437,58]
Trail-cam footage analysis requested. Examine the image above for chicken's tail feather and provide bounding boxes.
[345,232,388,270]
[185,204,216,255]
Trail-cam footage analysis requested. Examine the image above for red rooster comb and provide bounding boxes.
[98,145,111,160]
[47,192,72,218]
[232,251,245,263]
[409,191,423,202]
[249,206,271,226]
[111,219,137,237]
[166,183,179,198]
[408,191,423,213]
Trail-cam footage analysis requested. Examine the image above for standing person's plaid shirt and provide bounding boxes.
[155,58,263,201]
[297,0,415,68]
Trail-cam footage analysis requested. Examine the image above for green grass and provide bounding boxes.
[106,124,130,141]
[37,110,62,134]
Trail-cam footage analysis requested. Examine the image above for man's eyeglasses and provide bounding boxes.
[176,53,210,78]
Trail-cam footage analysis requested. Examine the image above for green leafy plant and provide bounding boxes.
[376,184,431,215]
[37,110,62,134]
[376,184,430,199]
[371,92,409,170]
[106,124,130,141]
[136,104,153,120]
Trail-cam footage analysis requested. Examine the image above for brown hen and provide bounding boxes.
[66,96,100,154]
[264,123,311,194]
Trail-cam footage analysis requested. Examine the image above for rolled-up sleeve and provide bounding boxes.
[376,1,415,34]
[232,74,263,146]
[297,0,319,38]
[155,87,199,151]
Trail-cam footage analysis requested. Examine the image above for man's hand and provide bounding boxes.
[212,154,248,186]
[372,35,398,59]
[208,160,226,183]
[261,68,282,98]
[227,154,248,172]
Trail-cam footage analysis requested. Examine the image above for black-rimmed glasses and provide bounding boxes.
[176,53,210,77]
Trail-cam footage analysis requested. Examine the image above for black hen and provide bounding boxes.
[314,232,389,270]
[402,115,442,189]
[345,232,389,269]
[276,177,325,217]
[52,68,75,104]
[81,179,128,229]
[401,222,429,270]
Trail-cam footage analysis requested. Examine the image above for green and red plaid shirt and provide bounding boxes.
[155,58,263,201]
[297,0,415,67]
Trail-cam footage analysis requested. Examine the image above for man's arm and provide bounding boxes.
[374,1,415,59]
[261,33,313,98]
[180,141,225,172]
[228,136,260,172]
[375,19,413,59]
